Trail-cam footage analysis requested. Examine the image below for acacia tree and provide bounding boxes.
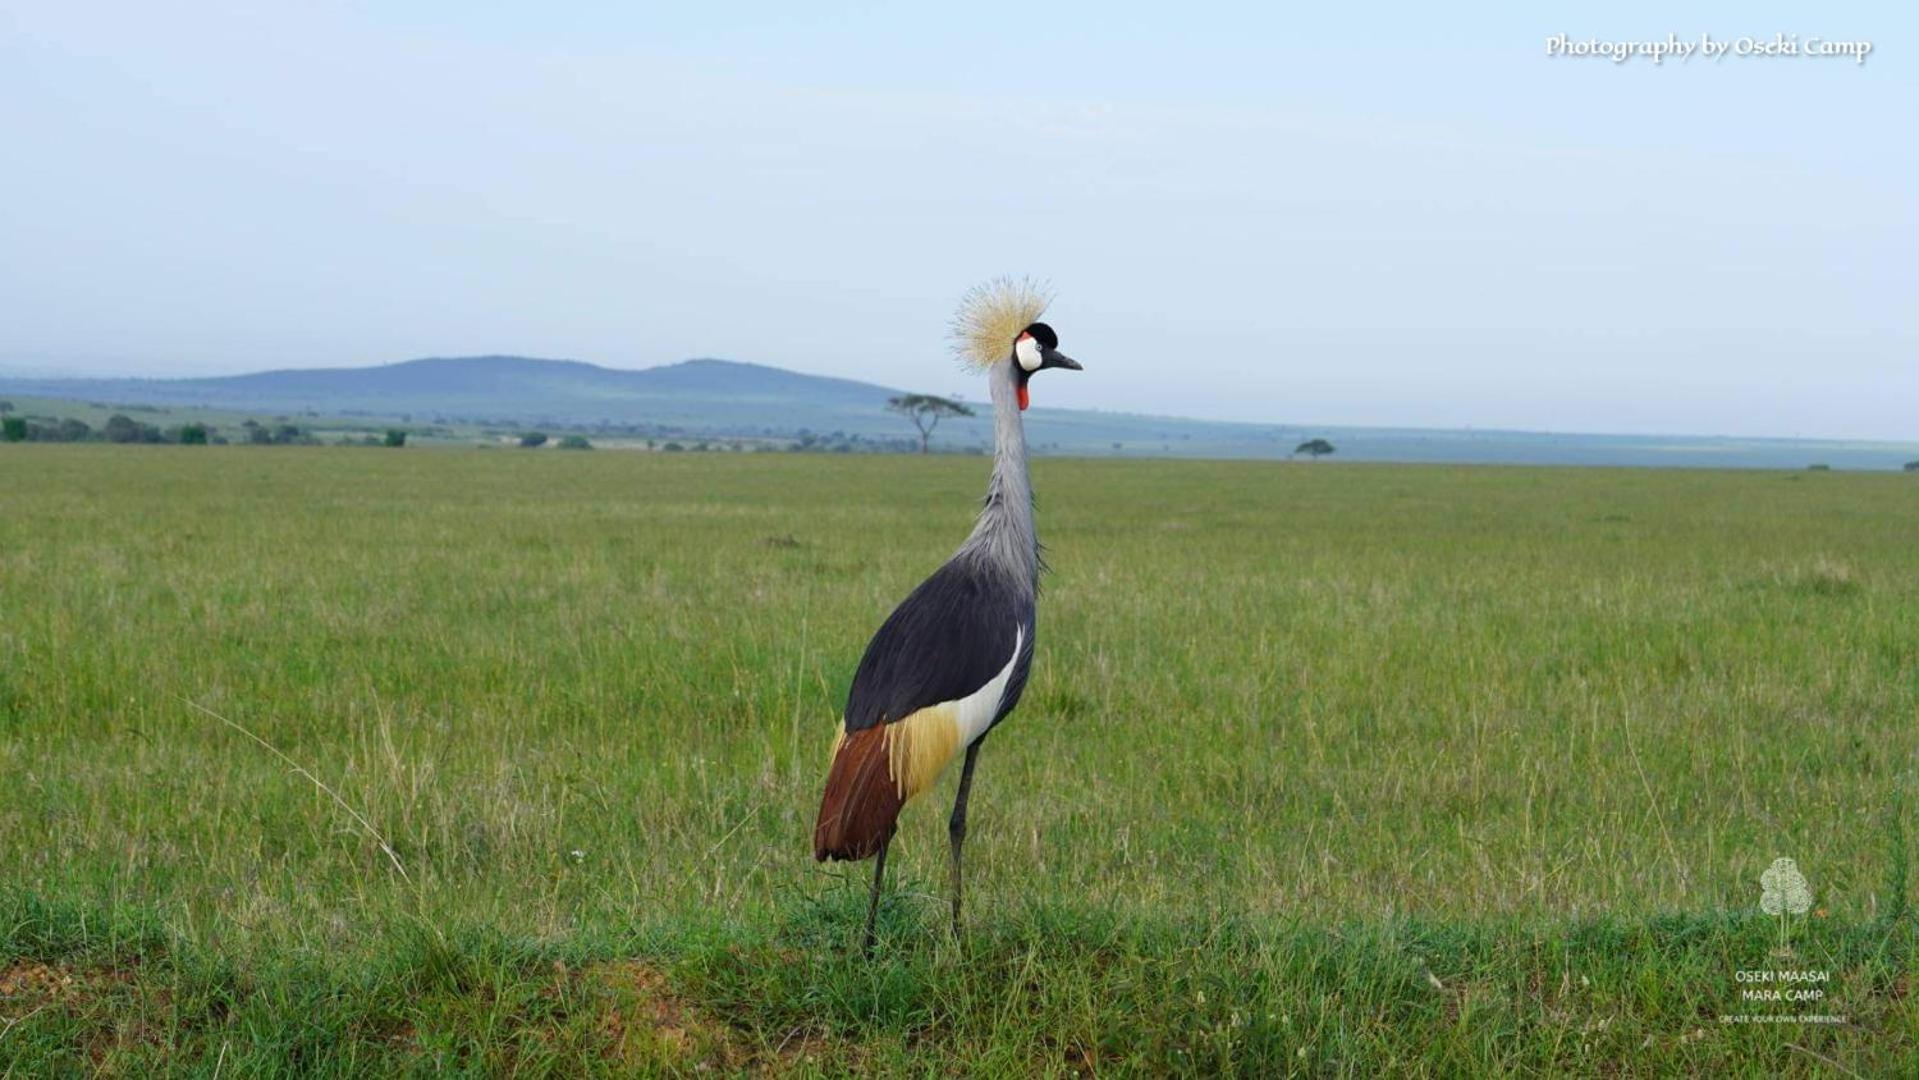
[1294,438,1335,460]
[887,394,975,454]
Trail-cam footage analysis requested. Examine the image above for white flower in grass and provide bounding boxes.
[1759,857,1811,916]
[569,849,586,863]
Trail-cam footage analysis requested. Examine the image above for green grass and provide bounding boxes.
[1,446,1914,1074]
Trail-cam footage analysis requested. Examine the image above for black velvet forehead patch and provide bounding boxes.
[1022,322,1058,350]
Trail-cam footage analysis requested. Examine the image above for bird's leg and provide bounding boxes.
[862,833,891,957]
[948,741,984,941]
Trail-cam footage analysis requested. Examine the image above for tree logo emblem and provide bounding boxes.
[1759,857,1813,951]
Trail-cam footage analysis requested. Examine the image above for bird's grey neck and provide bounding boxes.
[956,361,1037,588]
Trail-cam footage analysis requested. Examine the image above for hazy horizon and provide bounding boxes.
[2,3,1912,441]
[9,352,1919,450]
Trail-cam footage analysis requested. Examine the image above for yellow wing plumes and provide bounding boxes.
[950,276,1053,370]
[885,704,961,801]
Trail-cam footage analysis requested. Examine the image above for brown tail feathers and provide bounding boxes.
[813,726,905,861]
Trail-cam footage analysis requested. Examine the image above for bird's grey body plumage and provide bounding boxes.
[841,357,1037,737]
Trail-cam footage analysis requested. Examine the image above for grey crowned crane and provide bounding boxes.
[813,278,1082,951]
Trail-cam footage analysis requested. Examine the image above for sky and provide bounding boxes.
[0,2,1912,440]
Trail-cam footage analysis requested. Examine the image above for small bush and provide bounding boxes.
[384,429,407,448]
[1,416,24,442]
[104,414,162,444]
[557,435,592,450]
[519,432,548,448]
[16,418,91,443]
[1778,555,1863,598]
[177,424,209,445]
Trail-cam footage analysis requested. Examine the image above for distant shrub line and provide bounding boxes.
[0,414,416,447]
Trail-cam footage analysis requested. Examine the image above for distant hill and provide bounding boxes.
[0,356,901,435]
[4,355,1915,469]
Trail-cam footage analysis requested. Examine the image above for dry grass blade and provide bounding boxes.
[181,696,413,886]
[1787,1042,1864,1078]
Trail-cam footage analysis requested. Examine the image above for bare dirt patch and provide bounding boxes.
[586,960,749,1071]
[2,961,161,1066]
[580,960,855,1076]
[1,962,80,1003]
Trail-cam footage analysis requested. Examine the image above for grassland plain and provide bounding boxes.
[0,445,1914,1075]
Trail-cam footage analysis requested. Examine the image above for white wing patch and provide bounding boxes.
[953,626,1022,747]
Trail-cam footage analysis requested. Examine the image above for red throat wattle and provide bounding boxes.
[1017,384,1029,411]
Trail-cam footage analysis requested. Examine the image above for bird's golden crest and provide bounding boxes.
[950,276,1053,371]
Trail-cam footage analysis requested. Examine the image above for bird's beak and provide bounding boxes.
[1040,348,1082,371]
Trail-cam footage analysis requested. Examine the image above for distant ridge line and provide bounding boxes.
[1,354,1914,469]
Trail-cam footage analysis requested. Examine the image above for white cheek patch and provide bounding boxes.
[1014,334,1042,372]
